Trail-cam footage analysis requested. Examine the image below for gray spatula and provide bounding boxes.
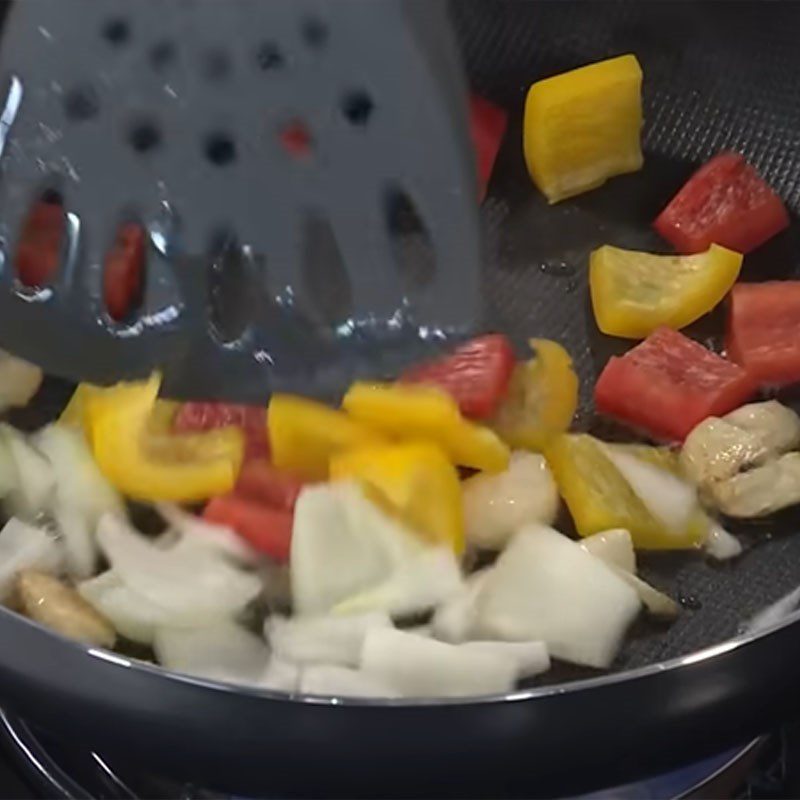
[0,0,481,401]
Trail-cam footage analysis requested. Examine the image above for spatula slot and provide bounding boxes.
[62,84,100,124]
[300,17,328,50]
[14,191,65,289]
[127,118,161,155]
[384,187,436,294]
[341,90,374,128]
[255,41,285,72]
[149,39,177,73]
[203,131,237,167]
[207,231,255,345]
[100,17,131,48]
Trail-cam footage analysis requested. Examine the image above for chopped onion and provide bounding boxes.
[156,503,260,565]
[474,525,640,669]
[0,351,42,413]
[462,452,559,550]
[0,425,55,520]
[430,568,492,644]
[97,514,262,625]
[300,664,400,699]
[580,529,636,573]
[459,640,550,679]
[361,627,516,698]
[266,612,392,668]
[0,517,62,600]
[259,658,300,692]
[703,519,743,561]
[154,623,270,684]
[53,506,95,580]
[603,445,697,536]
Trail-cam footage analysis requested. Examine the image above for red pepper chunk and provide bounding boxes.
[234,458,305,512]
[654,152,789,254]
[174,402,269,459]
[400,334,516,419]
[726,281,800,387]
[469,95,508,202]
[203,494,293,562]
[595,327,756,442]
[103,223,145,321]
[15,200,64,287]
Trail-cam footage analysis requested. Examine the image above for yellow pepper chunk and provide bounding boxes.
[491,339,578,452]
[524,54,643,203]
[342,382,510,473]
[545,434,706,550]
[86,374,244,502]
[331,442,464,554]
[590,243,743,338]
[268,393,383,480]
[59,383,101,429]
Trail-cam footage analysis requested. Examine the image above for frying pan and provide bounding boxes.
[1,1,800,797]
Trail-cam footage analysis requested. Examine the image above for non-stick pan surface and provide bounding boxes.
[2,1,800,798]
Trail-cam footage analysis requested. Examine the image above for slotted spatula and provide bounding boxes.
[0,0,481,401]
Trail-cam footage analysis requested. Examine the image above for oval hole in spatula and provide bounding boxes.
[384,186,436,295]
[102,221,146,323]
[14,190,66,288]
[207,230,255,344]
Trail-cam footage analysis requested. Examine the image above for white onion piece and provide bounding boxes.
[614,569,678,619]
[259,658,300,692]
[462,452,559,550]
[603,445,698,536]
[300,665,400,699]
[53,506,96,580]
[0,425,55,520]
[361,627,516,698]
[0,517,62,600]
[156,503,259,565]
[154,623,270,684]
[97,514,262,625]
[459,641,550,679]
[0,352,42,413]
[580,529,636,573]
[266,612,391,668]
[430,568,492,644]
[0,438,16,499]
[474,525,640,669]
[703,520,743,561]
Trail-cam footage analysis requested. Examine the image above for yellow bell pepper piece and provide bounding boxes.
[590,243,743,339]
[524,54,643,203]
[86,374,244,502]
[59,383,101,429]
[545,433,706,550]
[491,339,578,452]
[330,441,465,554]
[342,382,510,473]
[268,393,383,480]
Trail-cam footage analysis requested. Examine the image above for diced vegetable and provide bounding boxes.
[399,334,515,419]
[0,518,62,601]
[590,243,742,338]
[203,494,293,562]
[103,223,145,322]
[87,375,244,502]
[97,514,262,625]
[654,152,789,254]
[268,394,382,480]
[725,401,800,452]
[469,96,508,201]
[234,459,305,512]
[16,570,115,648]
[594,327,756,441]
[546,435,707,549]
[0,424,55,519]
[330,442,464,553]
[523,54,643,203]
[462,452,558,550]
[300,665,400,699]
[266,612,391,668]
[0,350,42,414]
[458,641,550,680]
[153,622,270,684]
[726,281,800,387]
[491,339,578,452]
[174,401,269,460]
[361,627,517,698]
[703,520,743,561]
[474,525,640,669]
[343,382,510,473]
[430,569,492,644]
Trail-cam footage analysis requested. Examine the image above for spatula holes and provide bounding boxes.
[204,132,237,166]
[103,222,146,323]
[255,41,284,71]
[63,85,99,122]
[207,231,254,344]
[14,192,65,288]
[385,187,436,292]
[200,47,232,82]
[101,17,131,47]
[301,17,328,49]
[127,119,161,154]
[341,90,373,127]
[278,119,313,160]
[301,213,352,327]
[150,40,177,72]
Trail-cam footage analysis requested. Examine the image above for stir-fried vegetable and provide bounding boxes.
[0,351,42,414]
[523,54,643,203]
[0,518,62,601]
[590,243,742,338]
[469,95,508,201]
[174,402,269,460]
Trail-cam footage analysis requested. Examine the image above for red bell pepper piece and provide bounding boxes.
[469,95,508,202]
[174,402,269,459]
[726,281,800,386]
[103,223,145,321]
[234,458,305,512]
[203,493,293,561]
[654,152,789,254]
[595,327,756,442]
[15,199,64,287]
[400,333,516,419]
